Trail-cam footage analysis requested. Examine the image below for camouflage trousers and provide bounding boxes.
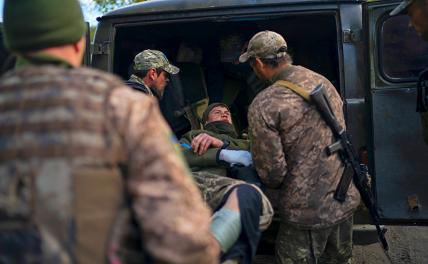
[275,216,353,264]
[192,171,273,230]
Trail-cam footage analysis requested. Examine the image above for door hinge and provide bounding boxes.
[343,29,362,43]
[92,41,110,55]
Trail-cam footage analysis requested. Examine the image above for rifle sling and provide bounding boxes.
[275,80,311,101]
[274,80,351,202]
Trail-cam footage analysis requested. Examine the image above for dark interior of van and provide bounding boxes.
[113,14,340,139]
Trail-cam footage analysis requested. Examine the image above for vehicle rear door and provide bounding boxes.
[365,0,428,224]
[0,23,15,75]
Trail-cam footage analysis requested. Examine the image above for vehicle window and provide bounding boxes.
[380,15,428,82]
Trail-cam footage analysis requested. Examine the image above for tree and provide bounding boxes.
[92,0,147,13]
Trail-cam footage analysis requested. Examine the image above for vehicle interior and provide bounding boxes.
[113,13,340,139]
[113,14,340,254]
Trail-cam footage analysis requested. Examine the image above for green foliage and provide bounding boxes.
[92,0,147,13]
[90,26,97,41]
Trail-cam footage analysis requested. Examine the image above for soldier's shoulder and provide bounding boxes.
[252,81,294,104]
[0,66,124,88]
[109,80,158,112]
[294,65,332,84]
[70,67,125,87]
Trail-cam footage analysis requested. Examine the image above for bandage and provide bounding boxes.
[210,208,241,252]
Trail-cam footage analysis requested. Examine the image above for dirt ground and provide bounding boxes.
[255,226,428,264]
[353,226,428,264]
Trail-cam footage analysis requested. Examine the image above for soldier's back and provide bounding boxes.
[249,65,360,229]
[0,65,126,263]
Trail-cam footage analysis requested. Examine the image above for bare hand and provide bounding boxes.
[191,133,223,155]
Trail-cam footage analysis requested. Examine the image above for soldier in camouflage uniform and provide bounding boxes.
[180,103,273,264]
[0,0,219,263]
[390,0,428,144]
[240,31,361,263]
[125,49,179,100]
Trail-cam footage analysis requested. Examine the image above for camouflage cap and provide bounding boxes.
[390,0,416,16]
[239,31,288,63]
[133,49,179,74]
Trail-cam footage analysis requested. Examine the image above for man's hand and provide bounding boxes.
[191,133,224,155]
[219,150,253,167]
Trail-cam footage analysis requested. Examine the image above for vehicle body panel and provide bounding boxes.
[92,0,428,224]
[365,1,428,223]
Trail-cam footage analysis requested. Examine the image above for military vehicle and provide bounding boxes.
[1,0,427,256]
[91,0,428,253]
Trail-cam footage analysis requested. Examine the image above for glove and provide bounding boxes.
[218,149,253,167]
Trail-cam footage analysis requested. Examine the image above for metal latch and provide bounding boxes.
[92,41,110,55]
[343,29,362,43]
[408,194,421,211]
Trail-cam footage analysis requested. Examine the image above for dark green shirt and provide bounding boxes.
[180,124,249,176]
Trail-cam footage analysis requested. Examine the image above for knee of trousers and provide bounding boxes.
[234,184,262,213]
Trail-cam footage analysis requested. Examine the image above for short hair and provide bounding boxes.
[132,67,163,79]
[248,52,292,68]
[260,53,293,68]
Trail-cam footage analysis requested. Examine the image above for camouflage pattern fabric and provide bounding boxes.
[179,126,273,231]
[133,49,179,74]
[0,65,219,264]
[239,30,288,63]
[275,217,353,264]
[127,74,154,97]
[192,172,273,231]
[248,65,360,229]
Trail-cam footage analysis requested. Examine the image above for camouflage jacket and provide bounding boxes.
[125,74,155,97]
[248,65,360,229]
[0,64,219,263]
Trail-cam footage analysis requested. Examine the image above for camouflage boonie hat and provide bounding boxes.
[390,0,416,16]
[133,49,180,74]
[239,31,288,63]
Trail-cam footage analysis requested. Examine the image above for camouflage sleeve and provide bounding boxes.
[107,87,219,264]
[248,90,291,189]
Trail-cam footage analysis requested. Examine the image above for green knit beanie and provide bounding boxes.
[201,103,230,125]
[3,0,86,53]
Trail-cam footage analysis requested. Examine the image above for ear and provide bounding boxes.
[254,57,264,69]
[148,68,157,80]
[73,37,85,53]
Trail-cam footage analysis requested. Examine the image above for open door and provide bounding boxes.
[365,1,428,224]
[83,22,92,66]
[0,23,16,76]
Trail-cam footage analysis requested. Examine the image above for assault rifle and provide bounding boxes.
[310,84,389,251]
